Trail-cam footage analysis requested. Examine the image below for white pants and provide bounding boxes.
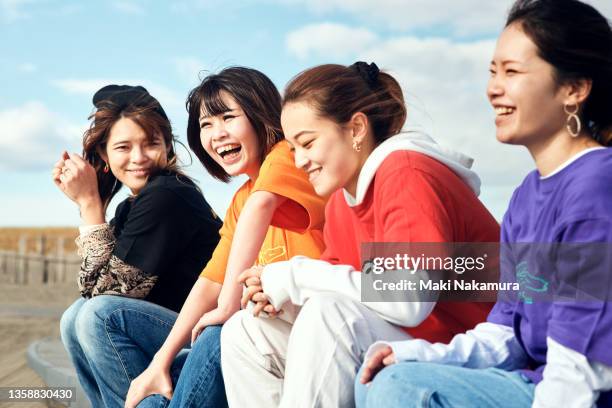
[220,294,411,408]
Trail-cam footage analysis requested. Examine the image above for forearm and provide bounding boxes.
[154,277,221,367]
[76,224,115,295]
[217,191,283,312]
[261,256,435,327]
[365,322,527,370]
[79,197,105,226]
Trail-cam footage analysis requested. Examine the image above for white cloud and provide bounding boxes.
[353,33,533,186]
[284,22,535,218]
[18,62,37,73]
[50,78,184,114]
[0,0,35,22]
[172,56,207,83]
[0,102,85,171]
[286,23,378,60]
[277,0,511,35]
[111,0,145,15]
[278,0,611,36]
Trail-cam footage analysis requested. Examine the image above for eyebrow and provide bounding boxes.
[111,139,130,147]
[490,59,523,66]
[291,130,315,141]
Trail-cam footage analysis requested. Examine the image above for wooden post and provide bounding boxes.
[39,235,48,284]
[18,236,27,284]
[56,237,65,283]
[1,250,6,275]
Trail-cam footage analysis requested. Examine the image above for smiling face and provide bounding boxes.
[282,101,361,197]
[199,91,261,180]
[104,116,168,195]
[487,23,567,146]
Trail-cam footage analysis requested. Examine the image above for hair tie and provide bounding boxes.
[350,61,380,88]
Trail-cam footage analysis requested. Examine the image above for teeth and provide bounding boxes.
[495,107,515,115]
[216,144,240,154]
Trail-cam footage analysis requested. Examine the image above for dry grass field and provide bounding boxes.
[0,227,78,254]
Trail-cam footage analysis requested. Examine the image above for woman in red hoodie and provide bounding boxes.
[221,62,499,408]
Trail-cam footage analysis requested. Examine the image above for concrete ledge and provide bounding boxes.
[27,337,89,408]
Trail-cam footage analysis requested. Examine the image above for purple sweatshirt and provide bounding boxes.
[488,148,612,405]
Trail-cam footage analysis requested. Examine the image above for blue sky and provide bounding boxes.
[1,0,610,226]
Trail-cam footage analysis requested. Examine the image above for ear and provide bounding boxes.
[97,146,108,164]
[348,112,369,144]
[563,78,592,106]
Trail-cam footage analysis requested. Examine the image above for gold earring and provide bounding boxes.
[564,103,581,138]
[103,163,110,173]
[352,140,362,152]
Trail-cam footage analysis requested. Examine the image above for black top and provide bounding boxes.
[110,172,222,312]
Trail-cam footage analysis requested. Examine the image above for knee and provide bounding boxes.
[136,394,169,408]
[192,325,222,359]
[73,295,122,347]
[220,311,248,352]
[297,295,358,329]
[60,298,86,347]
[367,363,438,407]
[366,365,416,407]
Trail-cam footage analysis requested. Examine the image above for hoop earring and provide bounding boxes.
[352,140,362,152]
[103,163,110,173]
[564,103,581,138]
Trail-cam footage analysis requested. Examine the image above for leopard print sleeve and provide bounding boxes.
[75,224,158,298]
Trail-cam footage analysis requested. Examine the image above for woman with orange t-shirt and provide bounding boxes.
[120,67,326,408]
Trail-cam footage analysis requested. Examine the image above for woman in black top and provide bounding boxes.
[54,85,221,407]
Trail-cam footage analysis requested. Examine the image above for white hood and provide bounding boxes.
[343,129,481,207]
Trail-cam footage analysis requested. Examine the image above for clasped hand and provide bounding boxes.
[238,265,282,318]
[52,151,100,208]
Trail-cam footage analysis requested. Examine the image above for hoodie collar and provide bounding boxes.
[343,129,481,207]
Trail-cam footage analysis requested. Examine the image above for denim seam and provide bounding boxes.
[183,347,221,407]
[422,389,434,408]
[103,307,176,382]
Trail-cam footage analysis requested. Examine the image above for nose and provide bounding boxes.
[486,74,504,101]
[130,145,147,163]
[293,147,309,170]
[211,122,229,142]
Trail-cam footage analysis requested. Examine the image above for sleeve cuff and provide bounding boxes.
[79,223,108,235]
[261,261,292,310]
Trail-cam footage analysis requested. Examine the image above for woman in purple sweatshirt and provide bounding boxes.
[355,0,612,407]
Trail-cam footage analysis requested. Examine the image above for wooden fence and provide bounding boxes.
[0,235,80,285]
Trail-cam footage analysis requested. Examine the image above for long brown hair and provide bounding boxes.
[83,100,183,208]
[283,63,407,145]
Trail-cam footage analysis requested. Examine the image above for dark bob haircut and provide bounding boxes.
[186,66,284,182]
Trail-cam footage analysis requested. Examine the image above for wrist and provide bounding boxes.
[151,350,174,370]
[79,198,105,225]
[217,302,240,318]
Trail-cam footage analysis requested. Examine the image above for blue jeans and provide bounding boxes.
[60,296,185,408]
[355,362,535,408]
[137,325,227,408]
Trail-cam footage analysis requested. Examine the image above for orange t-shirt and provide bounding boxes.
[201,141,327,283]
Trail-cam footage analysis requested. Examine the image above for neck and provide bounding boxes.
[345,137,376,197]
[247,168,260,182]
[527,130,601,177]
